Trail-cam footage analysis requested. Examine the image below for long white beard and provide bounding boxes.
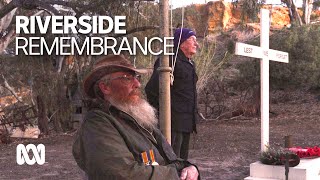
[109,97,158,130]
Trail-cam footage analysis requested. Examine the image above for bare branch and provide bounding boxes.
[0,0,155,19]
[0,0,68,18]
[0,0,16,19]
[1,74,24,104]
[114,25,159,38]
[0,6,16,33]
[0,28,15,54]
[37,3,60,15]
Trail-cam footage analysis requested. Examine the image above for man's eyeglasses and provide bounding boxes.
[108,74,141,84]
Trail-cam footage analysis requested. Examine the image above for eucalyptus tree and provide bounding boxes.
[0,0,158,132]
[231,0,318,26]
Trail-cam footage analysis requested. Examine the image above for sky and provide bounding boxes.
[170,0,301,9]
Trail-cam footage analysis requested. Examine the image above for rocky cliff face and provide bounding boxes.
[181,1,319,35]
[206,1,242,33]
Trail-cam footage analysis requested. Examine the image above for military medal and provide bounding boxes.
[140,149,158,165]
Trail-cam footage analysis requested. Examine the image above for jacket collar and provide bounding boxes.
[175,49,194,65]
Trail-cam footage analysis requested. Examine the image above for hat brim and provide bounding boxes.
[83,65,148,98]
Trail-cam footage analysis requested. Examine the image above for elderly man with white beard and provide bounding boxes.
[72,55,199,180]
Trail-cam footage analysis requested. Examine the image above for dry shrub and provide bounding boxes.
[233,86,260,117]
[271,91,292,104]
[0,129,10,144]
[199,77,229,118]
[195,39,231,94]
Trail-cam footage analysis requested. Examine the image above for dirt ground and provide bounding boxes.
[1,91,320,180]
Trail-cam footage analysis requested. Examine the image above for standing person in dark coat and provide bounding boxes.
[145,28,199,160]
[73,55,199,180]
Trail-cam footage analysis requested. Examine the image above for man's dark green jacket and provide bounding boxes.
[73,104,197,179]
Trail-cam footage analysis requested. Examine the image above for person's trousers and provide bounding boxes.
[171,131,191,160]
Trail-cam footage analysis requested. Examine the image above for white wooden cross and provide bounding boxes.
[235,9,289,152]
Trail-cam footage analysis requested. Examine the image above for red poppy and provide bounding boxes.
[290,146,320,158]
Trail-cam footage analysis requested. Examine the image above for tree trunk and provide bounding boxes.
[36,95,49,135]
[49,106,62,133]
[53,115,62,133]
[282,0,303,26]
[303,0,314,24]
[57,56,65,73]
[0,3,16,54]
[292,0,303,26]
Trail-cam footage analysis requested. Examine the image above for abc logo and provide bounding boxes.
[16,144,45,165]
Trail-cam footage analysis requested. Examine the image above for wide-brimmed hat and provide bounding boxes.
[83,55,148,98]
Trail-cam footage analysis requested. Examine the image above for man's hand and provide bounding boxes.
[180,165,199,180]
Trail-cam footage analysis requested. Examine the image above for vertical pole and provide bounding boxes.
[260,9,269,152]
[159,0,171,144]
[284,135,293,148]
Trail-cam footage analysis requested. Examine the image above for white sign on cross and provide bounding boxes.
[235,9,289,152]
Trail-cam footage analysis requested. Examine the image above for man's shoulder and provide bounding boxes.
[83,108,116,124]
[86,108,109,118]
[78,108,123,135]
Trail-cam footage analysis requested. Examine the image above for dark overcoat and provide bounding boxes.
[145,50,198,133]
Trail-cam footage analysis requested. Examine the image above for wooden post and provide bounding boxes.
[284,135,293,148]
[159,0,171,144]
